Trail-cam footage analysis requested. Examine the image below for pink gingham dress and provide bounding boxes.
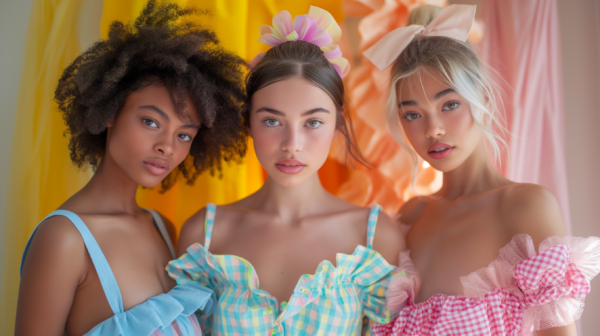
[373,234,600,336]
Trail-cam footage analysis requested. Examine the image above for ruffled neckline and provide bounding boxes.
[177,243,395,323]
[377,234,600,335]
[85,282,215,336]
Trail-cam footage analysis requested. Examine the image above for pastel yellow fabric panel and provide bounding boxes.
[0,0,92,333]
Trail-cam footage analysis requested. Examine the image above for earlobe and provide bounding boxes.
[247,126,253,139]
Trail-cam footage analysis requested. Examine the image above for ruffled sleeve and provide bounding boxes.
[166,243,221,336]
[461,234,600,332]
[384,251,420,316]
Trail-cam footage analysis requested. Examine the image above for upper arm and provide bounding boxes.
[176,207,207,257]
[16,217,88,336]
[502,184,566,248]
[371,211,406,266]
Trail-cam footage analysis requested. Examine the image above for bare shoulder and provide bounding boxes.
[371,210,406,266]
[499,183,566,247]
[398,196,427,225]
[21,215,88,281]
[177,207,208,256]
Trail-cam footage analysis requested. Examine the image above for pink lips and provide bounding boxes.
[428,142,454,159]
[143,158,169,175]
[275,158,306,174]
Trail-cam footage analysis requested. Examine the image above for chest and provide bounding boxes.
[407,200,510,302]
[212,220,364,303]
[66,220,175,335]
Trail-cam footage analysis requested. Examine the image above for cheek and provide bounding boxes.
[446,108,474,134]
[401,120,426,151]
[251,127,281,159]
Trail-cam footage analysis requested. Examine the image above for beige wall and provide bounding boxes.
[558,0,600,334]
[0,0,598,333]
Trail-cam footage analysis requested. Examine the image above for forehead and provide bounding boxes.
[251,77,336,113]
[127,84,201,124]
[397,69,452,100]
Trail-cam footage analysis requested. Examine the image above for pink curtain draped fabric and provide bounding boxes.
[481,0,572,234]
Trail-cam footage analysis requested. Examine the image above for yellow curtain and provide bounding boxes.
[1,0,343,332]
[0,0,92,332]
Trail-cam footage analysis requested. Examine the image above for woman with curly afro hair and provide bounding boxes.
[16,1,246,335]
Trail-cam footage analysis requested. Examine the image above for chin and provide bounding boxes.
[136,175,167,189]
[269,172,310,188]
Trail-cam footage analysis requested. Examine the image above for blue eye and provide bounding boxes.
[179,134,192,142]
[306,119,322,129]
[442,102,459,111]
[143,118,158,128]
[404,112,421,121]
[264,119,280,127]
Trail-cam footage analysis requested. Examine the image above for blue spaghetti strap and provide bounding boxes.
[204,203,217,251]
[144,209,176,259]
[366,205,382,249]
[20,210,124,315]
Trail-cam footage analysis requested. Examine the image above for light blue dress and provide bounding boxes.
[21,209,215,336]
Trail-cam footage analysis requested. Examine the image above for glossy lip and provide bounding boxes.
[143,158,169,175]
[275,158,306,175]
[427,142,454,160]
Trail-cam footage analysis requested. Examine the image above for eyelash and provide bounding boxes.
[262,118,324,129]
[142,118,193,142]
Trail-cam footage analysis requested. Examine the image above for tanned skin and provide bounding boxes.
[178,77,405,304]
[16,85,200,336]
[396,71,574,336]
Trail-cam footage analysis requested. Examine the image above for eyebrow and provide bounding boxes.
[139,105,200,130]
[398,88,456,108]
[255,107,330,116]
[434,88,456,100]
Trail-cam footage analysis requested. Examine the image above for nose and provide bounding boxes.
[425,115,445,139]
[154,135,174,156]
[281,126,303,153]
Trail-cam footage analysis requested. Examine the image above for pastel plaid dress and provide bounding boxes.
[21,209,216,336]
[167,204,398,335]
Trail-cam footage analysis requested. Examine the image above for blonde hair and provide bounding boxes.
[407,4,444,26]
[387,36,507,180]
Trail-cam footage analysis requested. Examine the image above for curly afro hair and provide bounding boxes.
[55,0,247,191]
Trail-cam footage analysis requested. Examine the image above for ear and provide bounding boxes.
[246,125,253,139]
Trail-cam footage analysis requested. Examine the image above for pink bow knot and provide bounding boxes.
[363,4,476,71]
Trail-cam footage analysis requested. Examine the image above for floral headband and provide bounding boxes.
[249,6,350,79]
[363,4,476,71]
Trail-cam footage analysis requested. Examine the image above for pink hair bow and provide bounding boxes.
[363,4,476,71]
[250,6,350,79]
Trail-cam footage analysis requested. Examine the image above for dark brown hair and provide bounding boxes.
[55,0,248,191]
[243,41,367,167]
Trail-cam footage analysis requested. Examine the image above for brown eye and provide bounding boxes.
[442,102,459,111]
[143,118,158,128]
[306,119,322,129]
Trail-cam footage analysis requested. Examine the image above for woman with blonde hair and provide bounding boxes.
[364,5,600,336]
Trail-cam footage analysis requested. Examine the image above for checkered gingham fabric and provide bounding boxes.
[167,204,398,335]
[372,242,593,336]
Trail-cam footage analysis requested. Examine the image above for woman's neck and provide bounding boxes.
[252,173,331,225]
[437,142,509,200]
[73,154,141,215]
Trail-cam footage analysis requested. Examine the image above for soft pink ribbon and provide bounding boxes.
[363,4,476,71]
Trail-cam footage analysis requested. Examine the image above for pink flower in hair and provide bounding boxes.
[249,6,350,79]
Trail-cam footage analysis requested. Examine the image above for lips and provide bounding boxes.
[275,158,306,175]
[143,158,169,175]
[427,142,454,159]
